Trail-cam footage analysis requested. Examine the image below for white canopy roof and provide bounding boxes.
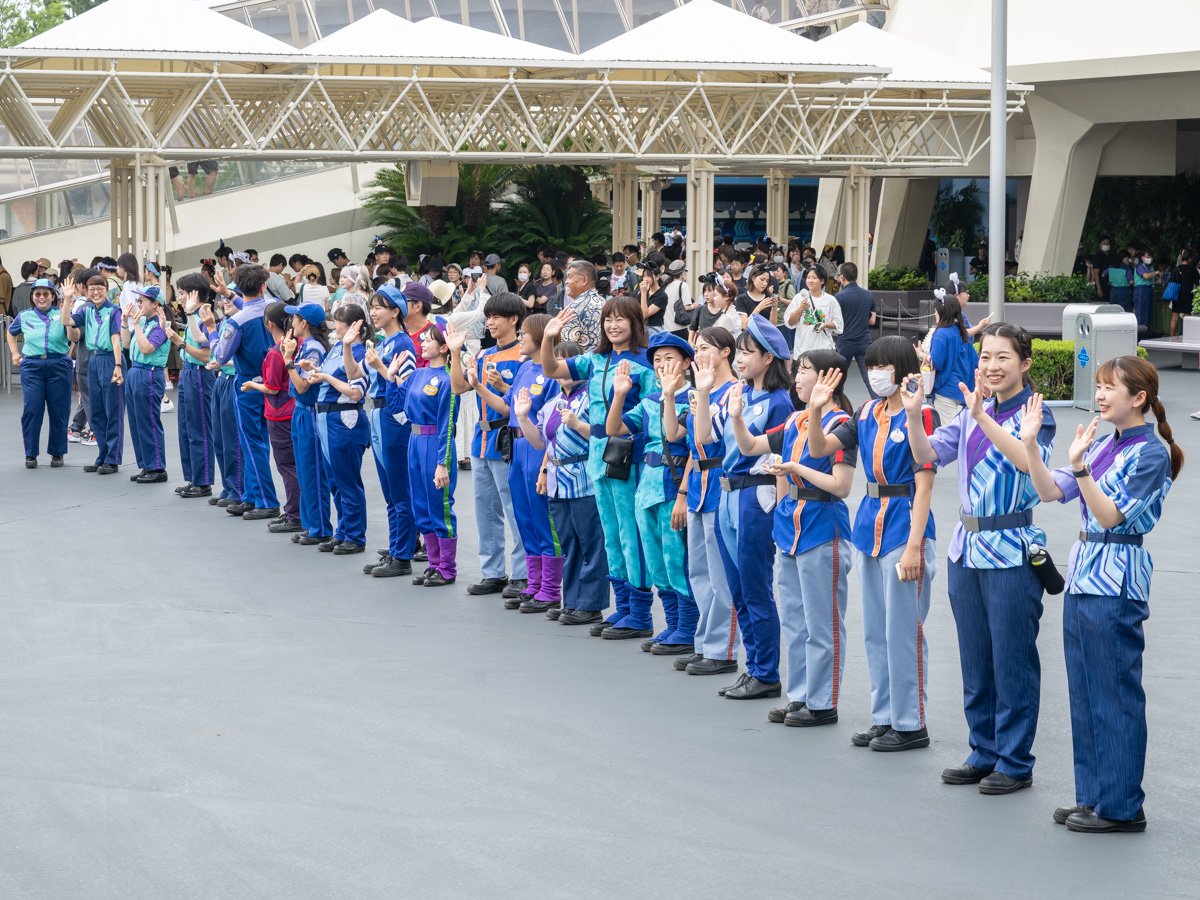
[304,9,415,57]
[820,22,1000,87]
[581,0,884,75]
[401,16,576,64]
[19,0,297,58]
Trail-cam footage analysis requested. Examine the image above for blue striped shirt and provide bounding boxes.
[1052,424,1172,601]
[539,385,593,499]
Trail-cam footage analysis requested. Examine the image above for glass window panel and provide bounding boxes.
[30,158,102,188]
[66,182,110,224]
[247,0,315,46]
[0,158,36,196]
[463,0,503,32]
[506,0,571,49]
[373,0,441,23]
[574,2,625,51]
[630,0,678,26]
[311,0,372,32]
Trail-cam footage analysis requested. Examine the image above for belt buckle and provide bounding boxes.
[961,513,981,532]
[719,476,731,492]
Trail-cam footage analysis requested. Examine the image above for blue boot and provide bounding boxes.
[652,588,679,643]
[662,589,699,646]
[605,577,629,625]
[603,584,655,639]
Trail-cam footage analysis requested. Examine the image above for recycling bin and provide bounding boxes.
[1074,310,1138,410]
[1062,303,1122,341]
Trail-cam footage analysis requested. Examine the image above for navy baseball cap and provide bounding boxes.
[647,331,694,363]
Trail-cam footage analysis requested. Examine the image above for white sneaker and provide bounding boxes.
[161,396,175,413]
[81,430,98,447]
[1191,409,1200,421]
[67,429,82,443]
[165,379,174,391]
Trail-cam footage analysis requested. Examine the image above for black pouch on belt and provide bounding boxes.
[602,434,634,480]
[494,424,514,464]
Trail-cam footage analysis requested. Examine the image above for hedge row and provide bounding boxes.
[971,274,1095,305]
[1028,340,1148,401]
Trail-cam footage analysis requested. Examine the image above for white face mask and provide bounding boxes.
[1142,257,1152,265]
[1101,244,1111,252]
[773,254,784,263]
[868,371,898,397]
[517,271,530,282]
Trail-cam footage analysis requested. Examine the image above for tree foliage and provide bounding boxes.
[1082,175,1200,262]
[930,180,985,251]
[0,0,66,47]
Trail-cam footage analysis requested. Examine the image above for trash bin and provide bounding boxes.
[1062,303,1122,342]
[1074,310,1138,411]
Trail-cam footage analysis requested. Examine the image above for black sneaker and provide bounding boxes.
[24,457,37,469]
[501,579,528,599]
[83,464,101,473]
[317,539,338,552]
[545,607,563,621]
[50,456,64,468]
[467,577,508,596]
[768,701,806,724]
[97,464,118,475]
[559,609,603,626]
[225,502,251,516]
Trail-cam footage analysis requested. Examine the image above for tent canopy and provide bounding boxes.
[820,22,1013,88]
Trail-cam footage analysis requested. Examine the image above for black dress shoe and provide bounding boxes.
[519,598,560,614]
[225,503,251,516]
[366,555,391,574]
[268,519,304,533]
[768,701,806,724]
[718,673,750,697]
[640,638,658,652]
[650,642,694,656]
[588,621,610,637]
[294,534,325,545]
[503,596,523,610]
[129,469,146,481]
[979,772,1033,795]
[175,483,192,495]
[97,463,117,475]
[413,567,435,586]
[135,469,168,484]
[686,657,738,676]
[602,625,654,640]
[371,557,412,577]
[546,607,563,621]
[422,570,454,587]
[501,579,528,599]
[559,609,602,626]
[724,677,782,700]
[180,485,213,499]
[467,577,508,596]
[869,727,930,752]
[50,455,64,468]
[1065,808,1146,833]
[208,496,220,505]
[24,457,37,469]
[851,724,892,747]
[786,706,838,727]
[942,764,993,785]
[1053,804,1093,825]
[216,498,232,507]
[84,464,101,473]
[673,652,704,671]
[317,539,338,552]
[333,542,364,555]
[242,506,280,521]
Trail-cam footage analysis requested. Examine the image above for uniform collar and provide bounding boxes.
[1115,423,1153,442]
[993,385,1032,413]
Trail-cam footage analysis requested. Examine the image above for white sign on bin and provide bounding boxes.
[1074,311,1138,411]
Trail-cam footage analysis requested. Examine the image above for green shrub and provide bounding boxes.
[868,266,929,291]
[971,274,1093,305]
[1029,340,1148,400]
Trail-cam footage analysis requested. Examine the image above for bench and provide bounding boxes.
[1139,316,1200,369]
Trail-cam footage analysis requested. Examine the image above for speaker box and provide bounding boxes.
[405,161,459,206]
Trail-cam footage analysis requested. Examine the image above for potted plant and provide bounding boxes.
[867,266,932,339]
[964,274,1095,338]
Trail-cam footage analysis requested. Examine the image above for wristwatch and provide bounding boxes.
[1072,463,1091,479]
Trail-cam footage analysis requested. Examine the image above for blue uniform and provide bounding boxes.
[832,400,939,732]
[928,326,978,402]
[210,361,243,502]
[125,317,169,472]
[503,361,561,602]
[10,306,72,459]
[539,384,609,612]
[566,349,657,629]
[685,381,740,663]
[212,297,278,510]
[368,330,418,561]
[717,385,793,683]
[315,341,370,545]
[767,407,856,711]
[1051,423,1172,821]
[177,314,214,486]
[73,302,124,466]
[929,388,1055,777]
[624,388,697,646]
[290,337,331,539]
[400,364,460,579]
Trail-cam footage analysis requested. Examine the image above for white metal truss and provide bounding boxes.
[0,56,1024,173]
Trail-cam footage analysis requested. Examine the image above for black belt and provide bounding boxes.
[508,426,526,440]
[645,451,687,469]
[696,457,724,471]
[1078,531,1143,546]
[961,510,1033,532]
[316,402,363,413]
[481,416,507,431]
[551,453,589,466]
[789,485,835,502]
[720,473,774,491]
[368,397,387,409]
[866,482,913,499]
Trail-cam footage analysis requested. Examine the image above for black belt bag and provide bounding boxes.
[866,482,913,499]
[960,509,1033,532]
[495,425,514,464]
[551,453,589,466]
[602,434,634,481]
[789,485,834,502]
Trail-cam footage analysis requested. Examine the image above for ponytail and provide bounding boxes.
[1151,398,1185,480]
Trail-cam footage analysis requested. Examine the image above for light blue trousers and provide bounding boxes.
[472,455,527,581]
[687,509,738,662]
[777,538,852,710]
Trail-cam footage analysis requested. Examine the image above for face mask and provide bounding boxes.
[1143,257,1152,265]
[773,254,784,263]
[868,371,898,397]
[517,271,529,282]
[1101,244,1111,252]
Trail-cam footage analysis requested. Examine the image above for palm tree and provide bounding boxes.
[491,166,612,261]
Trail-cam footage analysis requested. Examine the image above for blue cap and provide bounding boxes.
[31,278,57,292]
[647,331,694,362]
[375,284,409,318]
[133,285,162,304]
[746,316,790,360]
[284,303,327,327]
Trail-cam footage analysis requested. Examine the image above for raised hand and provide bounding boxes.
[726,381,745,417]
[364,345,382,370]
[280,332,297,363]
[213,268,227,293]
[959,370,987,419]
[544,307,575,341]
[297,357,317,373]
[808,366,842,410]
[1068,415,1099,468]
[345,319,363,342]
[513,386,533,419]
[692,358,715,393]
[612,359,633,396]
[659,359,684,396]
[900,371,925,413]
[444,326,467,353]
[198,305,216,330]
[1020,393,1044,444]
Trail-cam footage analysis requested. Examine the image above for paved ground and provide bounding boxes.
[1,371,1198,900]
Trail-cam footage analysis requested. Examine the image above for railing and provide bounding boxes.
[0,159,340,246]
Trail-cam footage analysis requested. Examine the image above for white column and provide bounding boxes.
[1019,96,1121,275]
[765,169,789,246]
[685,161,716,296]
[639,176,662,244]
[841,168,872,287]
[589,175,612,206]
[810,177,843,253]
[611,166,639,250]
[872,178,938,269]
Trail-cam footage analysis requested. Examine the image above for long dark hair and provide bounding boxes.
[597,296,647,355]
[736,329,792,393]
[1096,355,1185,479]
[935,293,968,341]
[795,349,852,414]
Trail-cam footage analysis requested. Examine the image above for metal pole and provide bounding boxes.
[988,0,1006,322]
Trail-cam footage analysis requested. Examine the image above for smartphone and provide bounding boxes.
[904,378,919,393]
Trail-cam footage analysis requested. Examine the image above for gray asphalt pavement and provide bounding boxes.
[0,371,1197,899]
